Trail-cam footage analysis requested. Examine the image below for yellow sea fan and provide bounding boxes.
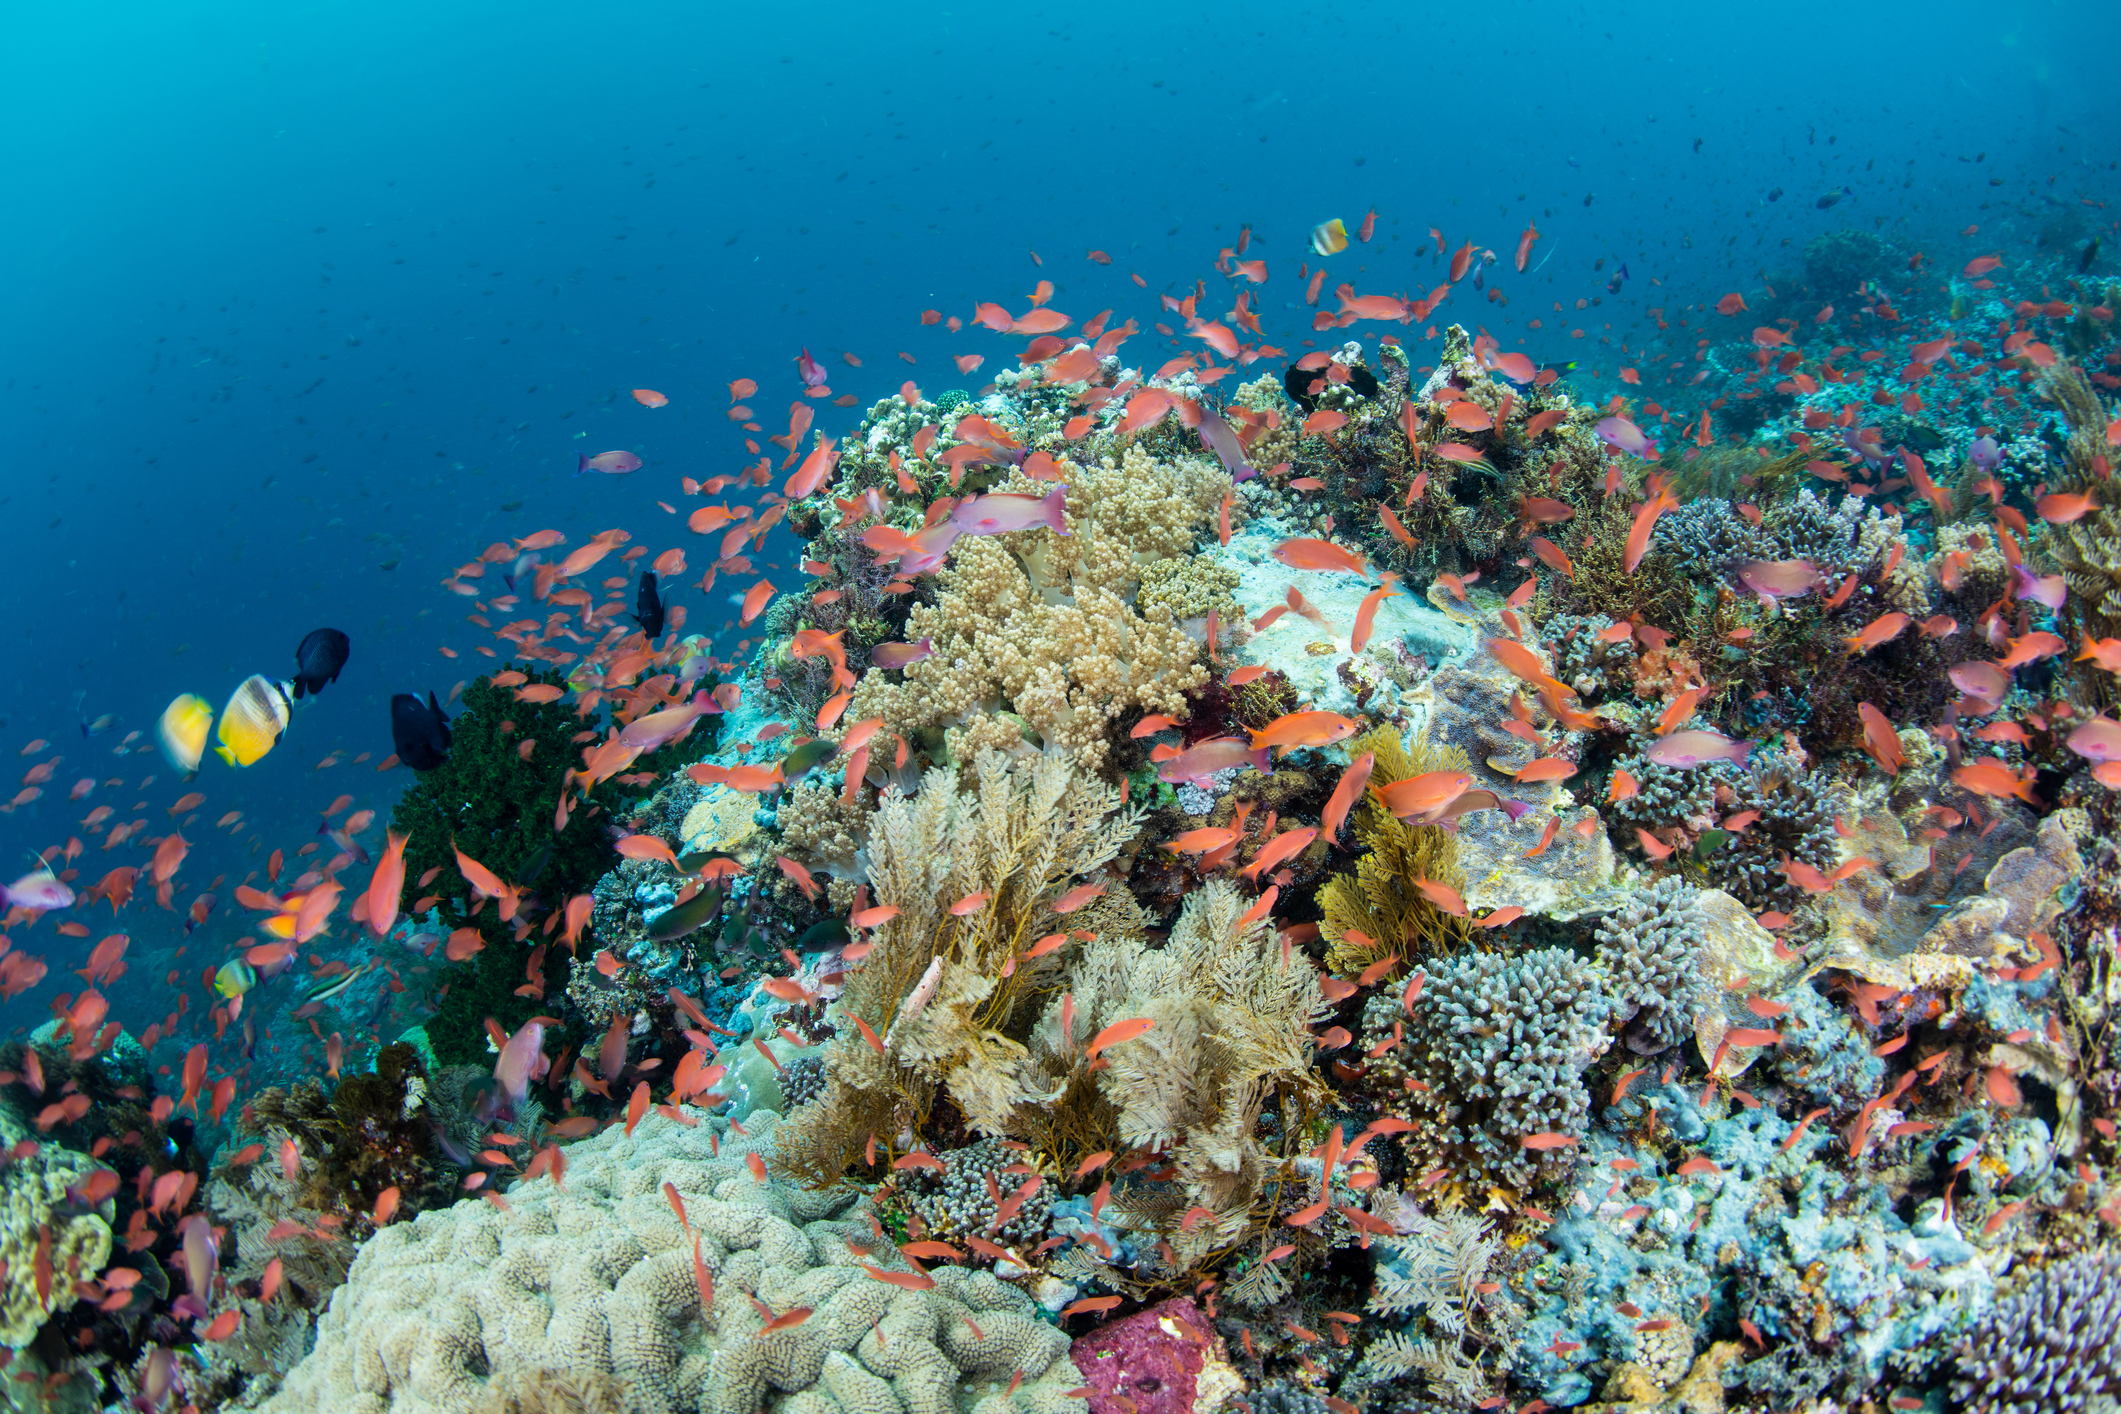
[1319,726,1477,979]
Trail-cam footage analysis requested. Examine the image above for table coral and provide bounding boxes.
[264,1109,1084,1414]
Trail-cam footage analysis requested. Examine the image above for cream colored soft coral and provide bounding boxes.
[264,1109,1084,1414]
[850,445,1225,773]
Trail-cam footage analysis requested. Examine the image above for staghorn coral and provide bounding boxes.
[1543,612,1639,702]
[884,1136,1053,1249]
[1361,948,1611,1191]
[845,446,1226,773]
[1607,743,1840,910]
[1950,1246,2121,1414]
[1593,876,1712,1056]
[1318,727,1477,980]
[774,745,1146,1186]
[263,1109,1085,1414]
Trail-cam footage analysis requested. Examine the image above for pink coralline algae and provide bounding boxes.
[1070,1297,1231,1414]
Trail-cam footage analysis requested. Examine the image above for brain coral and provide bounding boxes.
[266,1108,1085,1414]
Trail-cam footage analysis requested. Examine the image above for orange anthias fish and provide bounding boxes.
[1250,711,1361,757]
[1272,537,1370,577]
[1376,771,1473,820]
[1857,703,1904,776]
[1843,612,1909,656]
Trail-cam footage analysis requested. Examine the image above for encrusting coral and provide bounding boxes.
[264,1108,1085,1414]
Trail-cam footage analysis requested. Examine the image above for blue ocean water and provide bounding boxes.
[0,1,2108,1037]
[0,0,2115,1405]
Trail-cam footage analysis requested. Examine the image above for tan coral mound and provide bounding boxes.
[265,1109,1083,1414]
[848,446,1226,771]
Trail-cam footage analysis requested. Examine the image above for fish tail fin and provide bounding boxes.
[576,454,589,475]
[1046,485,1071,536]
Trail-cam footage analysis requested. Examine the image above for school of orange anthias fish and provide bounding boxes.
[2,212,2119,1414]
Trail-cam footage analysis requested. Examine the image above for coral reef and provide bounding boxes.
[264,1109,1084,1414]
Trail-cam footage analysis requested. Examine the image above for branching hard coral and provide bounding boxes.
[881,1136,1054,1249]
[1592,877,1711,1055]
[1607,744,1840,909]
[1543,612,1639,702]
[845,447,1226,773]
[1950,1246,2121,1414]
[1357,949,1610,1191]
[1319,727,1477,980]
[774,746,1145,1187]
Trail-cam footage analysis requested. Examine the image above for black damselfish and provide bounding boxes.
[391,691,453,771]
[292,628,351,699]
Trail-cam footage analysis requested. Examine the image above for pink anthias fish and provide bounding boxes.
[869,637,934,671]
[1736,559,1821,605]
[796,347,828,389]
[1948,661,2010,708]
[618,690,720,752]
[2067,717,2121,763]
[948,485,1070,539]
[1595,416,1656,458]
[1643,730,1750,769]
[1152,736,1271,787]
[576,450,643,476]
[3,861,74,913]
[1405,789,1534,829]
[494,1018,549,1111]
[1195,408,1257,482]
[2013,564,2067,611]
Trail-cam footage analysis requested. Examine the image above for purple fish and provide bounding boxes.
[2067,717,2121,763]
[895,524,964,576]
[179,1214,218,1302]
[1595,416,1656,458]
[3,864,74,913]
[869,637,934,671]
[1643,730,1750,769]
[796,346,828,389]
[1736,559,1821,603]
[1968,436,2002,472]
[1154,736,1271,788]
[493,1018,548,1111]
[948,485,1070,539]
[137,1346,181,1411]
[502,551,540,592]
[1949,661,2009,707]
[2013,563,2067,611]
[577,450,642,476]
[1196,408,1256,482]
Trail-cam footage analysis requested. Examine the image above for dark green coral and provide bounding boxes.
[388,666,712,1066]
